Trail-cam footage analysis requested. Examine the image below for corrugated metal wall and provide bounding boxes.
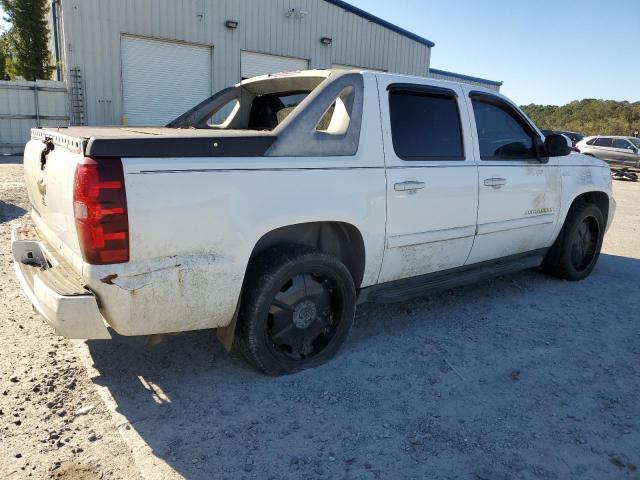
[0,80,70,155]
[57,0,431,126]
[240,51,309,79]
[428,71,501,92]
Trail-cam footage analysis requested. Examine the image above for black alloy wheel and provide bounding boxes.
[570,216,599,272]
[543,202,605,281]
[267,272,341,361]
[238,246,356,376]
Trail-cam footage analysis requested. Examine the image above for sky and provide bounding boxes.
[0,6,7,32]
[347,0,640,105]
[1,1,638,105]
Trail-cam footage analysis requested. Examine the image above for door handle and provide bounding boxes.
[484,178,507,189]
[394,181,426,192]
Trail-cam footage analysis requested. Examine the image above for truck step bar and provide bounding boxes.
[359,249,548,304]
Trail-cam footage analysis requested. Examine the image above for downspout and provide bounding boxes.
[52,0,62,80]
[34,81,41,127]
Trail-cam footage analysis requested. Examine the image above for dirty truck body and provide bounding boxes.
[13,70,615,375]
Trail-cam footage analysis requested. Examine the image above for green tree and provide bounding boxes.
[0,32,8,80]
[0,0,53,80]
[521,100,640,137]
[0,29,17,80]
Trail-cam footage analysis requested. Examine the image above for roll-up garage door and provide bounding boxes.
[121,36,212,126]
[241,51,309,80]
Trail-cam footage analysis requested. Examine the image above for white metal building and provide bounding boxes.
[50,0,436,126]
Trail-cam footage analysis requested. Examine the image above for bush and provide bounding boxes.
[521,100,640,136]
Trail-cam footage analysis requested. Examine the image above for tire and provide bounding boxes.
[542,202,605,281]
[237,245,356,376]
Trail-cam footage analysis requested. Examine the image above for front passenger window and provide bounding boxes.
[472,99,536,160]
[613,139,632,150]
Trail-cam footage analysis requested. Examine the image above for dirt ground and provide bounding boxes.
[0,158,142,480]
[1,157,639,480]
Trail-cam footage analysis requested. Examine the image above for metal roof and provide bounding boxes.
[429,68,503,87]
[324,0,435,48]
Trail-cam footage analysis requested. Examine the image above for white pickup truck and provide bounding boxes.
[13,70,615,375]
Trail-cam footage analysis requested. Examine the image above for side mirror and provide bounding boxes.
[544,134,571,157]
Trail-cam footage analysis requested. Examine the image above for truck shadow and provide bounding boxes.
[85,253,640,480]
[0,201,28,224]
[0,155,23,164]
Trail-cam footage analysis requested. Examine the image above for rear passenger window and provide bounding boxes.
[316,87,354,135]
[471,99,536,160]
[594,137,613,147]
[389,90,464,160]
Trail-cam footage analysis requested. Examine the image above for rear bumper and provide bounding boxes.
[11,226,111,340]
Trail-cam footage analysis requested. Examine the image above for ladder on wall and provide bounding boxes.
[69,68,85,126]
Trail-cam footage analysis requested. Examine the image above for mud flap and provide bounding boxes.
[216,303,241,352]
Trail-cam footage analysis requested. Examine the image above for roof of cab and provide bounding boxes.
[240,69,505,97]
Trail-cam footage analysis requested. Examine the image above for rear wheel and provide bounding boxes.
[238,246,356,376]
[543,202,604,281]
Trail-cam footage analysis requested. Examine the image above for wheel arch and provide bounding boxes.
[217,221,366,351]
[249,221,366,288]
[567,190,610,225]
[543,190,609,280]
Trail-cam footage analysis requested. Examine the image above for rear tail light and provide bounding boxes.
[73,157,129,264]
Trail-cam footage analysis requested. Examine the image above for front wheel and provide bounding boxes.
[237,246,356,376]
[543,202,605,281]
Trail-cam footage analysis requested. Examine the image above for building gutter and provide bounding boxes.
[429,68,503,87]
[324,0,435,48]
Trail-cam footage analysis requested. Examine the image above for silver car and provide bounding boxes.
[576,136,640,167]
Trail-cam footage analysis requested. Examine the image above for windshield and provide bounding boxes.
[629,138,640,148]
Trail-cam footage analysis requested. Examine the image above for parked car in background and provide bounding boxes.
[541,130,584,147]
[576,136,640,167]
[560,131,585,145]
[541,130,578,152]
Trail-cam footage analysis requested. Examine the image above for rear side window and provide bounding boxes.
[389,91,464,160]
[594,137,613,147]
[248,91,310,130]
[471,99,536,160]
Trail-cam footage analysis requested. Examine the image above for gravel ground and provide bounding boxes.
[1,159,141,480]
[1,158,639,479]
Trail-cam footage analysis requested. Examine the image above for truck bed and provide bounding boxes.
[36,127,276,158]
[41,126,274,138]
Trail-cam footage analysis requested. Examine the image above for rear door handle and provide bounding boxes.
[394,181,426,192]
[484,178,507,189]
